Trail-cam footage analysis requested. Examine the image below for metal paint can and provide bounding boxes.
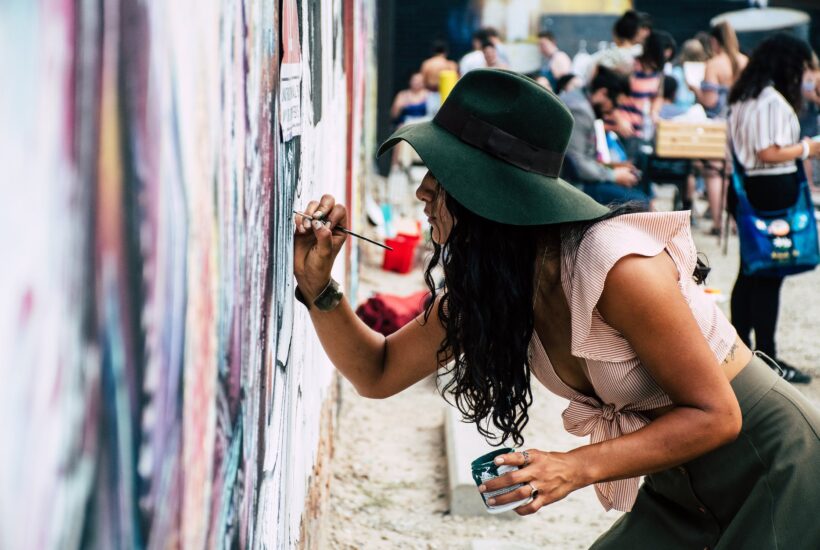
[470,447,532,514]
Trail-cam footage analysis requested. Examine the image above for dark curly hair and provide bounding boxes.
[422,187,710,446]
[728,33,812,113]
[422,186,634,445]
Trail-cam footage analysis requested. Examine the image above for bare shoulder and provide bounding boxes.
[598,253,680,320]
[607,252,678,286]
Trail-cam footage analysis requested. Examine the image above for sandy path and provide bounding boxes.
[328,374,617,549]
[329,210,820,549]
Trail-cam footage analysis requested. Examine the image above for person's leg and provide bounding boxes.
[730,269,754,349]
[749,275,785,358]
[739,274,810,382]
[705,171,723,235]
[682,173,696,213]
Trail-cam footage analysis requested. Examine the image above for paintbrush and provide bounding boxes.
[293,210,393,251]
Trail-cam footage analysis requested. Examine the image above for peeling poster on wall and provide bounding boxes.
[280,0,302,141]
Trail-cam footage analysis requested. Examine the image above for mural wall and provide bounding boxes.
[0,0,374,548]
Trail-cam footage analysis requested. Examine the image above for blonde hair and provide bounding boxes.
[711,21,742,77]
[680,39,708,63]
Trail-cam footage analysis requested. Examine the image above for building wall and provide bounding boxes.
[0,0,374,548]
[480,0,631,41]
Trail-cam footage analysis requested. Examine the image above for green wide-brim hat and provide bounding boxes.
[378,69,610,225]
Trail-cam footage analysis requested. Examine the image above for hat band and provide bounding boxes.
[433,102,564,178]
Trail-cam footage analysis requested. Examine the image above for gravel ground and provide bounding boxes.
[328,203,820,549]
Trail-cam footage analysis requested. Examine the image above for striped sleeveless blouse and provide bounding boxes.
[527,211,737,512]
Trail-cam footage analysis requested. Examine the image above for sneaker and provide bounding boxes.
[772,359,812,384]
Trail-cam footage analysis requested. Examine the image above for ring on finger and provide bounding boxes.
[521,450,531,466]
[528,482,539,500]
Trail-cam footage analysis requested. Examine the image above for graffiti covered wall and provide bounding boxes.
[0,0,374,548]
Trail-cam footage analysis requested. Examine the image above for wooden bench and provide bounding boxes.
[654,120,728,160]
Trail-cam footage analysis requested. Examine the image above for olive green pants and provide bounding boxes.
[591,354,820,550]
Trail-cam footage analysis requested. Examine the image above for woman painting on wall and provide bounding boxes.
[294,69,820,547]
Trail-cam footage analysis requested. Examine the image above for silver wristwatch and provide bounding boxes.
[295,278,343,312]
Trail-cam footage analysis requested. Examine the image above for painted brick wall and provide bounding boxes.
[0,0,375,548]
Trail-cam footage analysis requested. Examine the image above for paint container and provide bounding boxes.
[439,69,458,102]
[470,447,532,514]
[382,233,421,273]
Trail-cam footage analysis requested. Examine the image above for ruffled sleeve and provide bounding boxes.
[561,211,696,362]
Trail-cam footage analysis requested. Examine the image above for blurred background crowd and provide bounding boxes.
[381,5,820,234]
[363,1,820,384]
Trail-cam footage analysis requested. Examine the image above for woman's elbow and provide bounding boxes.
[710,403,743,445]
[354,381,394,400]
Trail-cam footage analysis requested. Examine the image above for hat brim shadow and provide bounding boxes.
[378,120,610,226]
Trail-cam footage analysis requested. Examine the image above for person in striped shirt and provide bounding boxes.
[727,33,820,384]
[620,31,665,138]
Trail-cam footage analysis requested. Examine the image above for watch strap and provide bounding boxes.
[294,285,311,309]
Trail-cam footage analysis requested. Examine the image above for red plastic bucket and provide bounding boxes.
[382,234,421,273]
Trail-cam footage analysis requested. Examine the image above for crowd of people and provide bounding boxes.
[387,9,820,383]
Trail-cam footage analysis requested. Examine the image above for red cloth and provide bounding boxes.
[355,290,430,335]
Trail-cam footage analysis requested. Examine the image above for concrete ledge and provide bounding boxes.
[444,405,520,519]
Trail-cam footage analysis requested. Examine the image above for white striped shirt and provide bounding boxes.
[729,85,800,176]
[529,212,737,512]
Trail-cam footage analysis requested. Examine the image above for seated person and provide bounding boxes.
[390,72,429,125]
[560,66,649,207]
[659,75,706,120]
[555,73,583,95]
[481,40,508,70]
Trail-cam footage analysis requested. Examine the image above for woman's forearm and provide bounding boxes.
[306,297,387,396]
[693,88,717,109]
[757,142,806,164]
[568,405,740,487]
